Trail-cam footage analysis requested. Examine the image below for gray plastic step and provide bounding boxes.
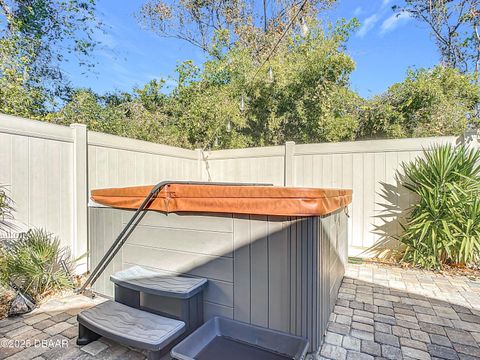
[77,300,185,352]
[110,266,207,299]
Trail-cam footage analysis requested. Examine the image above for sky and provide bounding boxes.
[63,0,440,98]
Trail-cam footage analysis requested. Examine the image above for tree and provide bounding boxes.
[0,73,46,117]
[241,20,361,145]
[47,19,360,150]
[358,66,480,139]
[47,82,189,147]
[165,60,248,149]
[166,19,360,149]
[0,0,100,103]
[136,0,335,57]
[394,0,480,76]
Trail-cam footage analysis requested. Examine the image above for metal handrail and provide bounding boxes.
[77,180,272,294]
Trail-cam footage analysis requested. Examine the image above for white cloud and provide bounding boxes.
[353,7,363,16]
[380,12,412,34]
[356,14,380,38]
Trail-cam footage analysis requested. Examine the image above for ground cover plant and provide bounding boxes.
[0,186,76,317]
[0,229,75,302]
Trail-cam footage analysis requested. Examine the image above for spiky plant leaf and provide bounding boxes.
[401,144,480,269]
[0,229,74,300]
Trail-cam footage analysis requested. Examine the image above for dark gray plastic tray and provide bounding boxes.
[171,317,309,360]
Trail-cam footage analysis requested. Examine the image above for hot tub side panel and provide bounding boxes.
[286,211,347,351]
[89,208,236,321]
[88,208,347,352]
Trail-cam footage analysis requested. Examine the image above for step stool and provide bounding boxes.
[77,300,185,360]
[110,266,208,336]
[77,266,208,358]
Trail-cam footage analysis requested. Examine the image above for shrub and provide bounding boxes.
[0,229,74,300]
[358,66,480,140]
[400,144,480,269]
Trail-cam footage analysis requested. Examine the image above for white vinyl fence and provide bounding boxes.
[201,138,467,256]
[0,115,74,248]
[0,114,472,262]
[0,114,200,272]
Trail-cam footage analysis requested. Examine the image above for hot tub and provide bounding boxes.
[88,182,351,353]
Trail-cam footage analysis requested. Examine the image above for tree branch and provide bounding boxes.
[0,0,15,31]
[0,0,12,17]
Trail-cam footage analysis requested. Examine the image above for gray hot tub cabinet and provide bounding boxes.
[89,207,348,353]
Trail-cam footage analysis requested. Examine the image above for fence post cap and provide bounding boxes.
[70,123,87,129]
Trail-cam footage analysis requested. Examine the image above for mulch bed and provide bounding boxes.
[0,286,15,320]
[349,257,480,280]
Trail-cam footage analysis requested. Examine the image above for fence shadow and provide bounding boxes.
[362,171,417,260]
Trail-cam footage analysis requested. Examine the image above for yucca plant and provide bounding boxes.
[0,229,74,300]
[400,144,480,269]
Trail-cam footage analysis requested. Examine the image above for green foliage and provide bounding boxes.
[0,0,100,104]
[1,2,479,149]
[45,59,479,150]
[169,58,248,149]
[0,229,74,300]
[41,19,363,149]
[0,33,48,117]
[358,66,480,139]
[400,144,480,269]
[0,77,46,117]
[128,18,360,149]
[43,19,478,150]
[47,85,189,147]
[241,19,361,145]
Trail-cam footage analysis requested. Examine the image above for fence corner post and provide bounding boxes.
[284,141,295,186]
[70,123,88,274]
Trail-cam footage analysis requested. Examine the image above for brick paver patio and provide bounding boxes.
[321,263,480,360]
[1,263,480,360]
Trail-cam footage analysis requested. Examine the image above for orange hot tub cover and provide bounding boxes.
[91,184,352,217]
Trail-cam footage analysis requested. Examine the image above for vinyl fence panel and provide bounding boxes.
[0,114,74,249]
[202,136,459,255]
[0,114,466,259]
